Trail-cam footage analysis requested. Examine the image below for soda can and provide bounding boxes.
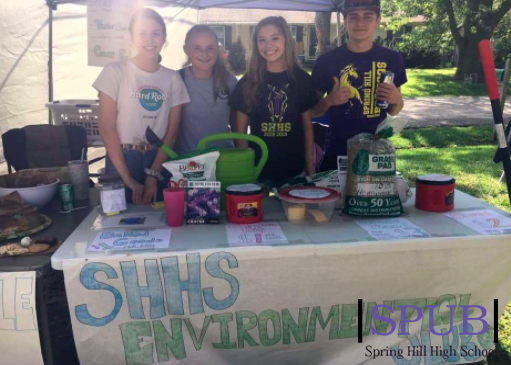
[60,184,75,212]
[376,71,395,109]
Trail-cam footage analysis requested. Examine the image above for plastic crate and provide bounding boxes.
[46,100,101,146]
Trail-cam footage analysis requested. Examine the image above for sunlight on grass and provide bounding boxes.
[397,146,508,213]
[391,126,495,149]
[402,68,511,98]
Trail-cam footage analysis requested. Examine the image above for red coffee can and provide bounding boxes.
[415,174,455,212]
[225,184,264,224]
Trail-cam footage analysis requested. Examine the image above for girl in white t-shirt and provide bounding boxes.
[93,8,190,205]
[174,25,238,155]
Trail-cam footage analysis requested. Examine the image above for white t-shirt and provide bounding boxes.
[93,60,190,144]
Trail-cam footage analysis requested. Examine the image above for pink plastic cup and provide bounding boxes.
[163,188,185,227]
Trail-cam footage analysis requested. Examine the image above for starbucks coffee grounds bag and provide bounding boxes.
[343,133,403,217]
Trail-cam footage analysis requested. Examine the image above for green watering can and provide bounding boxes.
[196,133,268,207]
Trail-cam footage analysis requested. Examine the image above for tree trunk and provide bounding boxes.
[315,12,332,57]
[454,30,490,82]
[445,0,511,81]
[455,40,483,82]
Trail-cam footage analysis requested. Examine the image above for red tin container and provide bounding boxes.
[226,184,264,224]
[415,174,455,212]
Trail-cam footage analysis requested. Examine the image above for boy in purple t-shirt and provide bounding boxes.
[311,0,407,171]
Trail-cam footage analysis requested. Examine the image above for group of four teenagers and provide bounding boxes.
[94,0,406,205]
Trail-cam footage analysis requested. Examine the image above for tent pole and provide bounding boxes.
[48,3,54,124]
[336,11,341,47]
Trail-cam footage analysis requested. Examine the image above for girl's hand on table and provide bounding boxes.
[125,178,144,205]
[142,177,158,205]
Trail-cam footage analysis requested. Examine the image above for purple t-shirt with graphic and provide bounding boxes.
[312,44,407,157]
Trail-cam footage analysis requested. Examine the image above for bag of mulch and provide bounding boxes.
[163,148,220,183]
[343,117,406,217]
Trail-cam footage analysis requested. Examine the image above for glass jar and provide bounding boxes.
[96,175,127,215]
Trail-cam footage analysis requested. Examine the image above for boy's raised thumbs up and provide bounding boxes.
[332,76,340,89]
[327,76,350,106]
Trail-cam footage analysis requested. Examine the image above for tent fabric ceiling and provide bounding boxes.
[167,0,345,11]
[51,0,346,12]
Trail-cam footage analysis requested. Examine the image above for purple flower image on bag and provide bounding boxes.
[186,181,221,224]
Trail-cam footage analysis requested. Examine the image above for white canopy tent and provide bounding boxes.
[157,0,344,11]
[44,0,345,106]
[0,0,344,161]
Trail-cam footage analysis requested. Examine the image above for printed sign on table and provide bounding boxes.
[445,209,511,235]
[0,271,44,365]
[88,228,172,252]
[226,222,288,246]
[356,218,431,240]
[87,0,144,67]
[62,242,504,365]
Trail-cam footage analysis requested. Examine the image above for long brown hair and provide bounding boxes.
[183,25,231,102]
[129,8,167,63]
[244,16,300,111]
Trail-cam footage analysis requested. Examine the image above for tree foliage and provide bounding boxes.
[381,0,511,79]
[228,38,247,74]
[493,11,511,66]
[387,27,454,68]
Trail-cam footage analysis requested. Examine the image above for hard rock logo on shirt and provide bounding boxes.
[261,84,292,137]
[339,62,387,118]
[131,86,168,112]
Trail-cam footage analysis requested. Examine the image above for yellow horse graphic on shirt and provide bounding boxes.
[339,64,362,110]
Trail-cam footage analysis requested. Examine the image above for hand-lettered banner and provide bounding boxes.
[63,239,511,365]
[0,271,44,365]
[87,0,144,67]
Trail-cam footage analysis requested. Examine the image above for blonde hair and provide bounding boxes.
[244,16,300,110]
[129,8,166,63]
[183,25,231,102]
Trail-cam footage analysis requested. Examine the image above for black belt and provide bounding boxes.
[121,144,156,152]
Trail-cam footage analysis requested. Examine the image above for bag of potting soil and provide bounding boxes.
[163,148,220,183]
[343,133,403,217]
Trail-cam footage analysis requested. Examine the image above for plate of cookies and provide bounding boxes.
[0,236,62,257]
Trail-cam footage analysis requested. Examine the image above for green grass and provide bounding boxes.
[397,145,509,211]
[395,125,511,364]
[402,68,511,98]
[391,125,495,149]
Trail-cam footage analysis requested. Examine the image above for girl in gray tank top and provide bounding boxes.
[174,25,238,155]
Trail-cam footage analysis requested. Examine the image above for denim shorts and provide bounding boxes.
[105,148,170,203]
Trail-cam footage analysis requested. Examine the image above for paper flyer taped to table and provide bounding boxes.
[356,218,431,240]
[0,271,44,365]
[92,212,167,230]
[226,222,288,246]
[445,209,511,235]
[88,228,172,252]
